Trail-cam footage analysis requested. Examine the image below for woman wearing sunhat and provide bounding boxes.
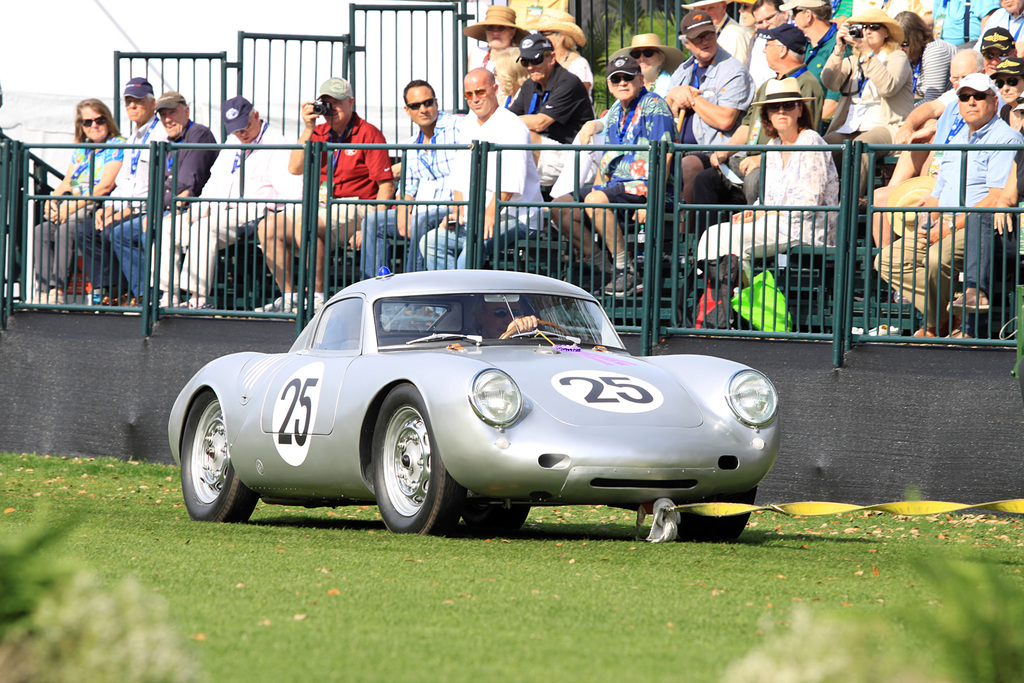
[697,78,839,282]
[821,8,913,193]
[464,6,529,73]
[535,9,594,95]
[609,34,686,98]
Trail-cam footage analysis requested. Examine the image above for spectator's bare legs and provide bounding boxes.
[551,194,595,258]
[584,190,627,267]
[257,210,295,295]
[680,155,705,205]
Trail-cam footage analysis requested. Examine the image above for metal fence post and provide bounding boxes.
[640,139,666,356]
[463,141,486,270]
[296,139,319,333]
[0,138,8,329]
[142,140,166,336]
[831,139,856,367]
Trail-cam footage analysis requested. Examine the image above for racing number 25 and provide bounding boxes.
[278,378,319,446]
[558,375,654,404]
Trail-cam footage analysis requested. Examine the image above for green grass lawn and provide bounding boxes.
[3,451,1024,683]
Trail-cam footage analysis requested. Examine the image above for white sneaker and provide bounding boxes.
[257,296,285,313]
[46,289,65,305]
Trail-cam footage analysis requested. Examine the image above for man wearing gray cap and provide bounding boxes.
[167,96,302,309]
[260,77,394,312]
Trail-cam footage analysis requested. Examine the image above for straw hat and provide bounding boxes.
[464,6,529,43]
[845,8,904,45]
[534,9,586,47]
[888,176,935,236]
[610,34,686,74]
[751,77,813,106]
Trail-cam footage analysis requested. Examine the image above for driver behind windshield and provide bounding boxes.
[474,298,539,339]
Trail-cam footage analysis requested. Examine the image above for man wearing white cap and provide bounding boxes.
[877,72,1021,338]
[682,0,754,66]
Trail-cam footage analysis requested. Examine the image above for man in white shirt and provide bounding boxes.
[419,68,542,270]
[77,77,168,304]
[172,96,302,309]
[750,0,792,88]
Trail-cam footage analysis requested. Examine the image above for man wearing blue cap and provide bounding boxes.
[77,77,168,305]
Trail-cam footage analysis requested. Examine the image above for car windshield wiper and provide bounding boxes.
[405,332,483,346]
[507,329,582,345]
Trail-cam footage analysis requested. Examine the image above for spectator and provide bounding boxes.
[113,91,218,304]
[550,56,676,296]
[464,5,528,73]
[874,51,983,246]
[696,78,839,282]
[898,11,957,103]
[361,80,460,280]
[166,96,302,309]
[979,27,1018,74]
[419,69,542,270]
[508,32,595,185]
[750,0,792,88]
[683,0,754,66]
[694,23,825,214]
[535,9,594,96]
[78,78,168,306]
[784,0,842,124]
[822,9,914,193]
[666,9,756,205]
[30,99,124,305]
[609,34,686,98]
[261,77,395,313]
[975,0,1024,54]
[876,73,1021,337]
[493,47,530,108]
[993,56,1024,119]
[934,0,998,45]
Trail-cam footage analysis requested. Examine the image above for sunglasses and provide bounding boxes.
[82,116,107,128]
[519,55,547,66]
[406,97,436,111]
[765,101,799,113]
[984,50,1011,59]
[958,91,991,102]
[463,88,491,101]
[630,48,660,59]
[995,77,1020,88]
[860,23,885,31]
[609,73,637,84]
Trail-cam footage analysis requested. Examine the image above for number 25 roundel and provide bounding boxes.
[551,370,664,413]
[272,362,324,466]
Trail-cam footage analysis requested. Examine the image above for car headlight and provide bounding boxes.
[726,370,778,427]
[469,369,522,427]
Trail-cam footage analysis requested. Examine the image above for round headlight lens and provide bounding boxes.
[469,370,523,426]
[726,370,778,427]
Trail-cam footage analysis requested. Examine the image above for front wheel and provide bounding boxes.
[372,384,465,534]
[677,487,757,542]
[462,501,531,531]
[180,391,258,522]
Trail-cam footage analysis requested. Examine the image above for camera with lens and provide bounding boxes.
[311,99,334,117]
[848,24,863,38]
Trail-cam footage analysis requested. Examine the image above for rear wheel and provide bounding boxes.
[462,501,531,531]
[372,384,465,534]
[180,391,258,522]
[677,487,757,542]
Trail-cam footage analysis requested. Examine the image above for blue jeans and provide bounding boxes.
[76,216,128,292]
[360,205,447,279]
[112,214,150,298]
[419,214,534,270]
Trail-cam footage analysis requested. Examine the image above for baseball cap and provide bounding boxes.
[519,33,554,61]
[123,77,154,99]
[319,77,353,101]
[680,9,716,41]
[780,0,827,11]
[155,91,187,111]
[607,55,642,77]
[994,56,1024,76]
[222,96,254,135]
[956,72,1000,98]
[980,27,1014,52]
[758,24,808,54]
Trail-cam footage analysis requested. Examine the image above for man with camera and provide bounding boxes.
[259,77,395,312]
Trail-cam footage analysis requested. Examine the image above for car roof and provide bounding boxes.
[330,270,599,304]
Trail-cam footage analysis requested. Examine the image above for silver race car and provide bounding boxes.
[169,270,779,539]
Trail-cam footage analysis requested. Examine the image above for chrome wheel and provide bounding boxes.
[381,406,432,517]
[188,399,229,505]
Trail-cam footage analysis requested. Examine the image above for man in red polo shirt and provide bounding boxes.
[259,77,395,312]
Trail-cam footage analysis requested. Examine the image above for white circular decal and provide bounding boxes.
[551,370,664,413]
[272,362,324,466]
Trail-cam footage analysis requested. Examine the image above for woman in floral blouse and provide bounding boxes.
[31,98,124,304]
[550,55,675,296]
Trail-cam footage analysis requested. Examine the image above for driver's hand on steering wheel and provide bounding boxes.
[500,315,539,339]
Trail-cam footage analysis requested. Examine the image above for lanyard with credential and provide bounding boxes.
[165,121,192,174]
[945,113,966,143]
[608,89,647,145]
[528,90,551,114]
[129,116,160,177]
[805,24,837,64]
[232,122,268,174]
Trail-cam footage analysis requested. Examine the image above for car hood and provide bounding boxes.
[472,345,705,428]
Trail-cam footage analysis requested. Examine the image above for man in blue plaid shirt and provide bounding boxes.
[360,80,461,278]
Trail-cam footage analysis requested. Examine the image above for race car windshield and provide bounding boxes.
[374,294,623,348]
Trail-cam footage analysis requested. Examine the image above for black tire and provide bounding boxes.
[677,487,757,542]
[372,384,466,534]
[462,501,532,531]
[180,391,259,523]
